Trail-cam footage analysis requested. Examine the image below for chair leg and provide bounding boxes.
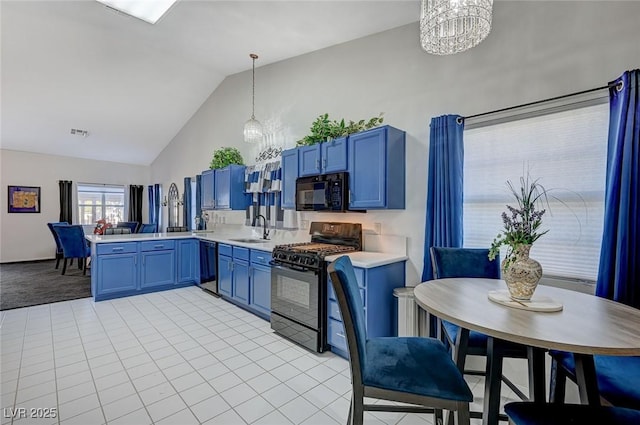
[61,258,68,275]
[549,358,567,404]
[346,398,353,425]
[82,258,87,276]
[435,409,443,425]
[351,393,364,425]
[454,404,470,425]
[55,253,61,269]
[484,337,504,425]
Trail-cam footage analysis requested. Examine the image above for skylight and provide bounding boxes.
[96,0,177,24]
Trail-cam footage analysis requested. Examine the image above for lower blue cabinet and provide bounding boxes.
[218,253,233,297]
[96,253,138,295]
[248,249,271,318]
[327,260,406,358]
[91,238,198,301]
[140,250,175,288]
[217,245,271,319]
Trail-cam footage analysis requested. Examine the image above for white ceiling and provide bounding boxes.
[1,0,420,165]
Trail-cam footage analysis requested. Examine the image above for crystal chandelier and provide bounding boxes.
[244,53,263,143]
[420,0,493,55]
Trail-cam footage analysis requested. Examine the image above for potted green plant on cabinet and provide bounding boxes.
[209,147,244,169]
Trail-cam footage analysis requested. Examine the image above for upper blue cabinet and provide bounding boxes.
[201,169,215,210]
[281,148,298,209]
[298,137,348,177]
[200,165,247,210]
[348,125,405,210]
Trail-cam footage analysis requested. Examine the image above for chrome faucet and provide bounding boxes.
[255,214,270,240]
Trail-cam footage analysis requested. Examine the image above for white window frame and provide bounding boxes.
[77,183,126,226]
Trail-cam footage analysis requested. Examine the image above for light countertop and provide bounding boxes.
[87,232,406,268]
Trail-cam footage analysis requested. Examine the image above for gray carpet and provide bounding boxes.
[0,260,91,311]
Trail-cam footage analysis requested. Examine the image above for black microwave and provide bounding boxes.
[295,172,349,212]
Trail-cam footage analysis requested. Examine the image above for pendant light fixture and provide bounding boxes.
[420,0,493,55]
[243,53,263,144]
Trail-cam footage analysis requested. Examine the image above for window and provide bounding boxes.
[78,183,125,225]
[463,103,608,282]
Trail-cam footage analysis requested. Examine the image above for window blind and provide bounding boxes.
[463,103,608,282]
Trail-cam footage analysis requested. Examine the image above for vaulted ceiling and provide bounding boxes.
[1,1,419,165]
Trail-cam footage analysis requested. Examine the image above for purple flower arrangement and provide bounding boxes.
[489,175,549,266]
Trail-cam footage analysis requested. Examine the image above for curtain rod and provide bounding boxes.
[458,80,623,124]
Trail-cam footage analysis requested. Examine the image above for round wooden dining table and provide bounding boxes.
[414,278,640,425]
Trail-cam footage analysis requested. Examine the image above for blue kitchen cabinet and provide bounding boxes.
[348,126,405,209]
[231,246,250,304]
[95,248,138,295]
[91,238,198,301]
[218,246,233,297]
[214,164,247,210]
[249,250,271,319]
[299,138,348,177]
[217,244,251,305]
[201,169,215,210]
[177,239,200,284]
[327,260,406,358]
[281,148,298,209]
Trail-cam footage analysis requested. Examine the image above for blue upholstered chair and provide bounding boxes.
[47,222,69,269]
[504,402,640,425]
[549,352,640,409]
[116,221,138,233]
[138,223,157,233]
[53,225,91,275]
[103,227,131,235]
[328,256,473,425]
[430,247,531,403]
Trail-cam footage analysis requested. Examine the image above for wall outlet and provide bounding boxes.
[374,222,382,235]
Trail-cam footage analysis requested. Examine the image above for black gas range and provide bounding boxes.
[270,222,362,352]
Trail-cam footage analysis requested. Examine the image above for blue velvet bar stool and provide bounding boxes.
[549,352,640,409]
[138,223,157,233]
[328,256,473,425]
[504,402,640,425]
[116,221,139,233]
[54,225,91,275]
[47,221,69,269]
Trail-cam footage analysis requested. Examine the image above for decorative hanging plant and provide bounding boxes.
[209,147,244,169]
[297,112,384,146]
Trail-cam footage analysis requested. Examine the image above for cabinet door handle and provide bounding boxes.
[348,190,352,203]
[336,332,345,339]
[316,159,320,171]
[142,256,145,266]
[134,257,137,265]
[322,158,327,170]
[256,256,264,262]
[112,247,124,252]
[154,244,164,249]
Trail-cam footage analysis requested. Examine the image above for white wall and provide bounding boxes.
[0,149,150,262]
[151,1,640,286]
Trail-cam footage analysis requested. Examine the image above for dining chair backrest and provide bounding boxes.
[104,227,131,235]
[47,222,69,251]
[138,223,157,233]
[430,247,500,279]
[116,221,138,233]
[328,256,368,382]
[54,225,88,258]
[166,226,187,232]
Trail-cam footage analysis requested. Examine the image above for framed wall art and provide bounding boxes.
[8,185,41,213]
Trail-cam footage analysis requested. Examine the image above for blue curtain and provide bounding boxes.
[148,185,155,225]
[596,70,640,308]
[153,184,161,231]
[195,175,204,230]
[183,177,192,230]
[421,115,465,282]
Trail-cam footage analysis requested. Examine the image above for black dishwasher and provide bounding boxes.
[199,240,219,296]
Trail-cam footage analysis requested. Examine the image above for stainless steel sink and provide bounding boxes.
[228,238,270,244]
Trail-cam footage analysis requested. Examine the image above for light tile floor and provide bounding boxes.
[1,286,518,425]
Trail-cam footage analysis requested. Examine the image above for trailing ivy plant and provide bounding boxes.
[209,147,244,169]
[297,112,384,146]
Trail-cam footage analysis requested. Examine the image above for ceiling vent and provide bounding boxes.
[70,128,89,137]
